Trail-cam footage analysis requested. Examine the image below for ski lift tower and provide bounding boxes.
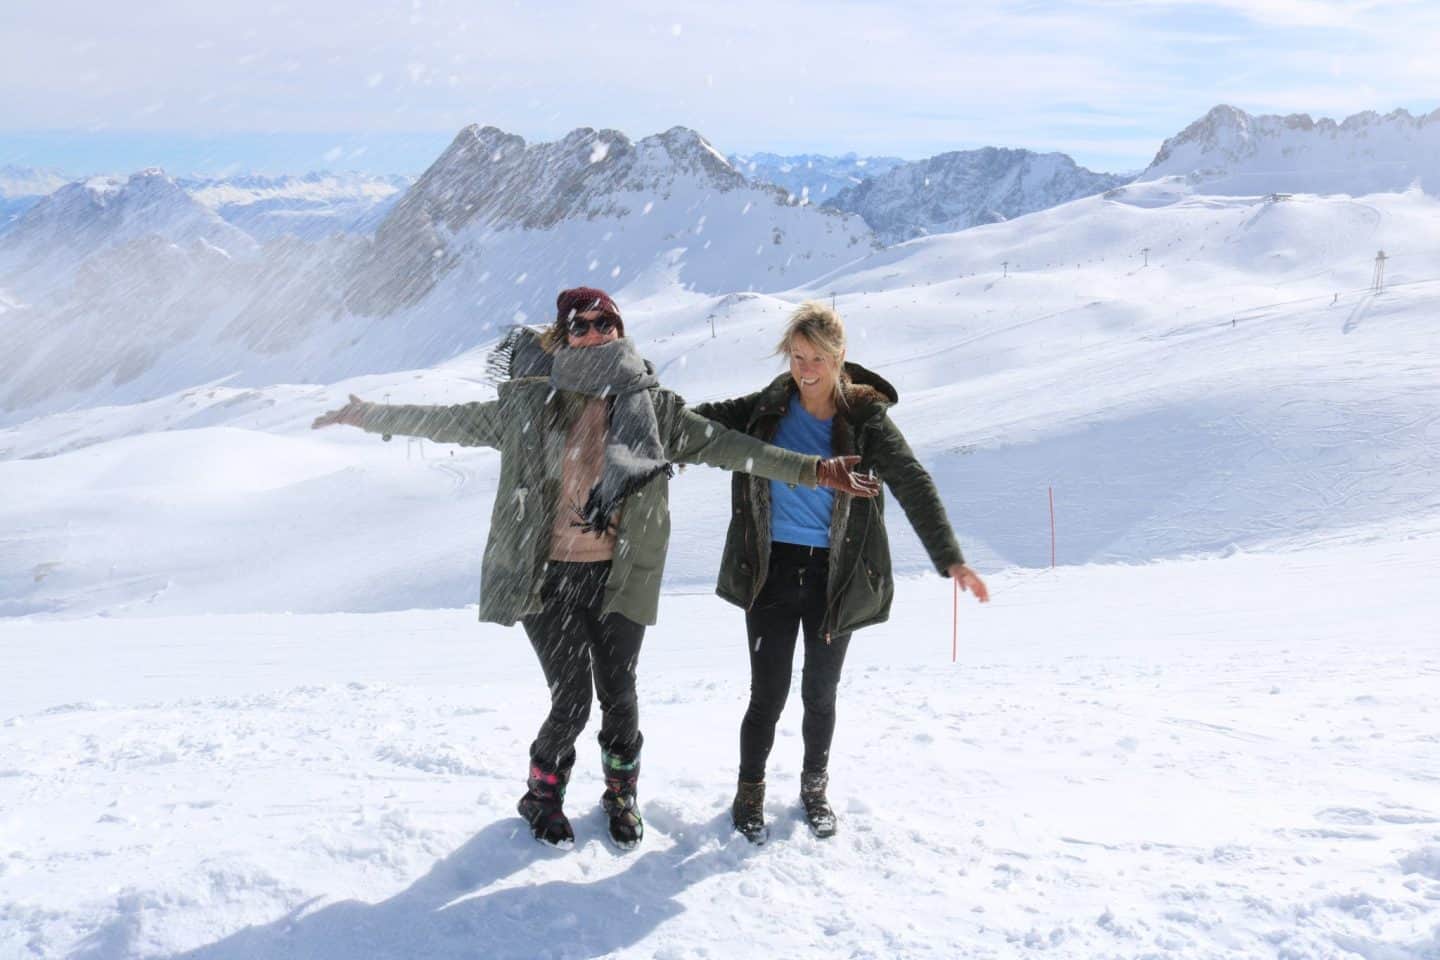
[1372,250,1388,291]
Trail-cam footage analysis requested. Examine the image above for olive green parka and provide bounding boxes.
[693,363,964,638]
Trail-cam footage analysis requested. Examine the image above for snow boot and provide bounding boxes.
[732,778,769,845]
[600,751,644,849]
[800,769,837,839]
[517,763,574,848]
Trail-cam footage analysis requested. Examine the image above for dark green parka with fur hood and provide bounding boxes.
[694,363,965,638]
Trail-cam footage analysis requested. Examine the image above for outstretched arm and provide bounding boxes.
[669,404,816,484]
[311,394,502,448]
[668,403,879,496]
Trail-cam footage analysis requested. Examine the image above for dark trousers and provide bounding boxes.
[739,543,852,782]
[521,561,645,776]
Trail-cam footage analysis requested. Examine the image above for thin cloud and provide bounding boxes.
[1,0,1437,174]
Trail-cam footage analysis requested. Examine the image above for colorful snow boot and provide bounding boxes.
[600,751,644,849]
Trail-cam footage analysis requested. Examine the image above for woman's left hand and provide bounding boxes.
[948,564,990,603]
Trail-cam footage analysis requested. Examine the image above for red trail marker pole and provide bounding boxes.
[952,578,959,663]
[1049,485,1056,569]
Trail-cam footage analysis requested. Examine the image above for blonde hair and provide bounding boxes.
[776,301,850,408]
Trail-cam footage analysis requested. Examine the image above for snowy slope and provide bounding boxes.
[1,538,1437,958]
[826,148,1127,244]
[2,181,1439,620]
[1142,104,1440,196]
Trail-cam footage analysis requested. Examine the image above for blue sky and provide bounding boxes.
[2,0,1437,178]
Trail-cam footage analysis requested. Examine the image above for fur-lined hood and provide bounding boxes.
[484,325,557,383]
[747,361,898,427]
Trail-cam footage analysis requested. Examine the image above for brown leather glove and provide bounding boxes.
[816,455,881,497]
[311,394,370,429]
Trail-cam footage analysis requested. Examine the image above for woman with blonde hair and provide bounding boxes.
[695,300,988,843]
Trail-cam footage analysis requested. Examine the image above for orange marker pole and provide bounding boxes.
[952,578,959,663]
[1049,485,1056,569]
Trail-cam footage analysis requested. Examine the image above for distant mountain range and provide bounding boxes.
[824,148,1128,245]
[178,172,412,241]
[4,103,1439,419]
[0,125,876,418]
[727,152,906,204]
[0,165,73,232]
[0,166,409,241]
[1140,104,1440,195]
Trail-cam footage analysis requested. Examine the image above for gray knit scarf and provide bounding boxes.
[487,327,670,535]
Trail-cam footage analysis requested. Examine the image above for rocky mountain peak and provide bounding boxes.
[1141,103,1440,195]
[826,147,1127,244]
[346,122,799,316]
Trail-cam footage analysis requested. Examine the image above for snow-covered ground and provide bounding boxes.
[3,178,1440,957]
[3,537,1438,958]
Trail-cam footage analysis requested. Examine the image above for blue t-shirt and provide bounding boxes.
[769,399,835,548]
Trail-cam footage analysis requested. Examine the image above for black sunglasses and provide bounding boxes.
[567,316,618,337]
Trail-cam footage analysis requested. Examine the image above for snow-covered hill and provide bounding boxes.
[1141,104,1440,195]
[727,151,906,204]
[825,148,1127,244]
[180,172,412,241]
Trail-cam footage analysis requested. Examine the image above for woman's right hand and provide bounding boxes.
[816,456,881,497]
[949,563,990,603]
[311,394,369,430]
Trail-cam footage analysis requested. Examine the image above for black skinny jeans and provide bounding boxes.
[739,543,852,782]
[521,561,645,777]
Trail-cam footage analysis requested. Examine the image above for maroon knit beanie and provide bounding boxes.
[555,286,623,333]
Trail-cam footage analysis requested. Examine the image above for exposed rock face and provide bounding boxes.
[345,124,863,316]
[826,148,1127,244]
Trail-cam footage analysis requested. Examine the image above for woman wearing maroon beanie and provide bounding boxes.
[314,287,879,849]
